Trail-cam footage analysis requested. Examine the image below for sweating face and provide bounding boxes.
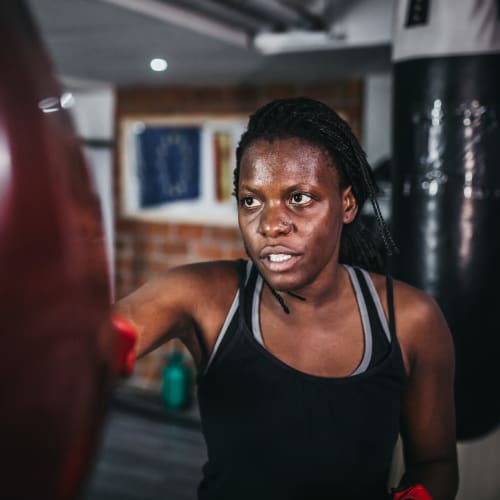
[237,137,357,295]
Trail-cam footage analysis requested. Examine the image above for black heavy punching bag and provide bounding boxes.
[392,0,500,440]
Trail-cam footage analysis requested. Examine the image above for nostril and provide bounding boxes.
[258,217,292,237]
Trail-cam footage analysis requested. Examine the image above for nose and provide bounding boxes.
[258,204,293,238]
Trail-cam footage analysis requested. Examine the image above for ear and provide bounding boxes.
[342,186,358,224]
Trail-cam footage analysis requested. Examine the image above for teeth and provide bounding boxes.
[268,254,292,263]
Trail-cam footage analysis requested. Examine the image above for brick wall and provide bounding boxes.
[114,81,363,390]
[116,220,244,297]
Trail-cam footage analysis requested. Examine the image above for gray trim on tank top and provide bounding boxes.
[344,265,373,375]
[252,275,265,346]
[359,268,391,343]
[204,261,253,373]
[204,262,390,376]
[254,265,380,375]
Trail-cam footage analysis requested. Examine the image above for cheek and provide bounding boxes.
[315,225,336,249]
[238,218,256,252]
[301,211,342,255]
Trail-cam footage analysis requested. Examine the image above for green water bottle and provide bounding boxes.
[161,350,192,410]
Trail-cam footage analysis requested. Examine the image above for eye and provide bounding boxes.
[241,196,261,208]
[289,192,312,205]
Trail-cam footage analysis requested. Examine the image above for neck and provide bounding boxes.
[263,261,348,315]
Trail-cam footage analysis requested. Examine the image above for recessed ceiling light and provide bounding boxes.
[150,58,168,72]
[60,92,75,109]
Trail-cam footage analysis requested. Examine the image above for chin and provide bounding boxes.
[258,267,305,293]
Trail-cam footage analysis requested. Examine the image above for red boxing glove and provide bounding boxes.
[112,314,138,376]
[392,484,432,500]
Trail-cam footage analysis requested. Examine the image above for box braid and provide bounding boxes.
[234,97,397,312]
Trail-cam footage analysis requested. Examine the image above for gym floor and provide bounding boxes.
[83,388,206,500]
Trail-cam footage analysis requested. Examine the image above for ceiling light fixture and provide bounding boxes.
[254,30,346,55]
[150,58,168,72]
[99,0,250,47]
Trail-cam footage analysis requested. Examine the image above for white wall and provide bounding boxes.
[457,428,500,500]
[362,72,392,167]
[361,71,392,222]
[65,85,116,297]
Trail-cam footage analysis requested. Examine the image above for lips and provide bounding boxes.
[259,246,301,273]
[268,253,292,263]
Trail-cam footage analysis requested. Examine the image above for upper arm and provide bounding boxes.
[394,285,458,496]
[113,261,240,358]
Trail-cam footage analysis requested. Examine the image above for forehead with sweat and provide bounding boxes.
[237,136,344,192]
[234,98,366,204]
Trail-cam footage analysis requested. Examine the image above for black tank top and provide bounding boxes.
[197,260,406,500]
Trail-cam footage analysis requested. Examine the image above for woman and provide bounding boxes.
[114,97,458,500]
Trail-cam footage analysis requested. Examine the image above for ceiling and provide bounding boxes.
[27,0,394,89]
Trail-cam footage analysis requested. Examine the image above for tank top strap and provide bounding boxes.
[344,265,392,373]
[386,273,396,341]
[239,260,259,328]
[203,260,250,374]
[353,267,392,344]
[344,265,374,375]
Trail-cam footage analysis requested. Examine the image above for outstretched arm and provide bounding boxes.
[113,261,240,366]
[113,267,198,357]
[396,287,459,499]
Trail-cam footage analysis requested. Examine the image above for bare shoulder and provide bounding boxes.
[118,259,240,310]
[162,259,241,298]
[162,259,241,330]
[368,272,454,373]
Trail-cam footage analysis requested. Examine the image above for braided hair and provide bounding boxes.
[234,97,397,276]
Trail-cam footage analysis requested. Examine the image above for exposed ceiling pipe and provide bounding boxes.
[275,0,328,30]
[98,0,251,47]
[167,0,270,32]
[254,0,393,55]
[213,0,324,31]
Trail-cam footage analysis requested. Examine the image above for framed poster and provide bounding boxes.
[120,115,246,225]
[213,130,234,202]
[136,125,200,207]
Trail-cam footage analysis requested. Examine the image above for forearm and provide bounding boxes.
[399,459,458,500]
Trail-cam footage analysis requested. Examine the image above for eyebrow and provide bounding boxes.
[239,182,313,193]
[238,184,262,194]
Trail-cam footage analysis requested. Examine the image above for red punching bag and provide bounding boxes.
[0,2,116,498]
